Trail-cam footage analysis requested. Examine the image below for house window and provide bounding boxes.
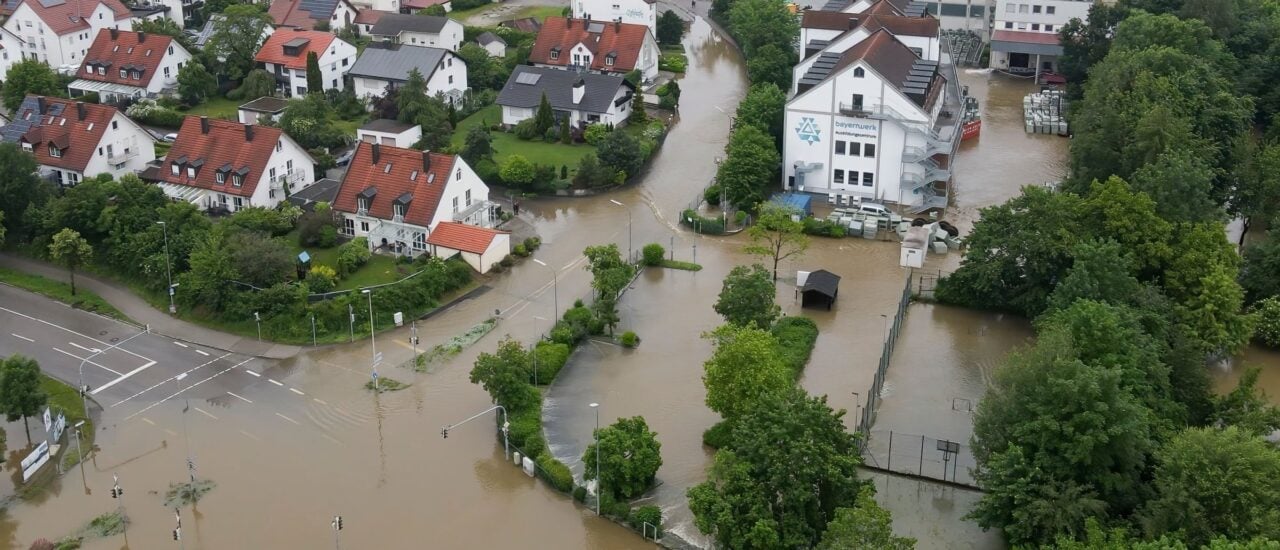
[456,169,462,180]
[1005,2,1014,11]
[850,94,863,110]
[48,145,61,157]
[132,71,140,80]
[448,75,453,84]
[1045,24,1054,32]
[551,50,559,60]
[170,164,180,175]
[297,86,307,96]
[287,160,293,171]
[864,144,875,158]
[1017,22,1027,30]
[360,221,370,232]
[833,169,845,184]
[573,53,581,65]
[853,67,864,77]
[358,197,368,213]
[447,57,451,67]
[1004,22,1013,29]
[168,45,174,54]
[164,66,170,78]
[233,197,243,209]
[465,189,471,206]
[342,57,349,66]
[605,56,614,66]
[269,167,277,180]
[332,79,337,88]
[277,141,283,152]
[119,69,127,78]
[1031,23,1040,31]
[849,142,861,156]
[1032,4,1041,12]
[344,218,355,235]
[98,67,105,75]
[862,172,874,186]
[1018,3,1028,12]
[835,141,846,155]
[452,196,459,212]
[112,121,118,130]
[232,175,243,187]
[393,203,405,218]
[1046,5,1055,14]
[413,233,426,251]
[216,172,225,184]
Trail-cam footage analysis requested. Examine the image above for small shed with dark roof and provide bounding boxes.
[476,31,506,57]
[800,269,841,310]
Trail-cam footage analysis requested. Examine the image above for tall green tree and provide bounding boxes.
[0,356,48,445]
[279,94,346,150]
[1141,427,1280,546]
[716,125,779,209]
[469,337,538,413]
[48,229,93,296]
[714,264,780,328]
[582,416,663,500]
[583,244,632,334]
[726,0,798,56]
[701,324,792,420]
[397,71,454,151]
[533,92,555,134]
[207,4,274,82]
[596,130,643,180]
[818,487,916,550]
[177,62,217,105]
[735,83,786,143]
[461,124,494,164]
[1129,149,1220,223]
[745,43,793,90]
[628,90,647,124]
[1057,3,1129,98]
[744,204,809,282]
[656,10,685,45]
[305,51,323,94]
[1240,237,1280,304]
[0,143,49,242]
[134,17,196,51]
[235,69,277,103]
[177,224,239,312]
[3,59,63,112]
[456,43,501,90]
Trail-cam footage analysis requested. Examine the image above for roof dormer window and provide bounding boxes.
[132,71,141,80]
[119,69,126,78]
[48,144,61,157]
[170,164,180,175]
[216,171,225,184]
[187,166,197,178]
[232,174,243,187]
[98,67,105,75]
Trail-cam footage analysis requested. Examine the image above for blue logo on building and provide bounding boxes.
[795,117,821,145]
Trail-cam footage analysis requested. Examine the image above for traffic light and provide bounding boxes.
[440,427,449,439]
[173,529,181,541]
[332,516,343,531]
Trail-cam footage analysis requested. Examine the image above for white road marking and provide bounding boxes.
[164,429,178,436]
[68,342,100,353]
[290,388,305,396]
[141,417,156,425]
[121,357,253,419]
[91,360,157,395]
[268,379,284,387]
[227,392,253,404]
[313,398,328,405]
[195,349,209,356]
[10,333,33,342]
[173,341,189,348]
[193,407,218,420]
[239,430,260,441]
[106,352,231,403]
[0,306,151,361]
[244,370,260,377]
[53,348,122,375]
[275,412,300,425]
[321,433,342,445]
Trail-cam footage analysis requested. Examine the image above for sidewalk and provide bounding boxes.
[0,253,301,359]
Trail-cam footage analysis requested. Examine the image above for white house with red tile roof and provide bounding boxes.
[267,0,358,31]
[68,29,192,103]
[0,95,155,186]
[572,0,655,33]
[427,221,509,273]
[255,29,356,97]
[529,16,658,82]
[332,142,495,259]
[146,116,317,212]
[2,0,132,69]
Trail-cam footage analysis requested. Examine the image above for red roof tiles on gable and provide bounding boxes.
[858,0,904,16]
[427,222,507,254]
[17,0,129,35]
[332,142,459,229]
[861,13,939,37]
[991,30,1060,45]
[77,29,178,88]
[529,16,650,74]
[255,29,338,70]
[801,10,858,31]
[354,8,390,24]
[14,96,116,172]
[157,116,284,198]
[268,0,320,29]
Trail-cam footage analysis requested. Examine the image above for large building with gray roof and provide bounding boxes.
[496,65,636,129]
[348,43,468,103]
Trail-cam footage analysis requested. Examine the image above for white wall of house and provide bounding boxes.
[431,232,509,273]
[0,27,22,80]
[328,0,358,31]
[394,24,462,51]
[82,111,157,178]
[352,76,391,99]
[350,0,399,14]
[793,29,939,96]
[264,39,356,96]
[237,108,284,125]
[351,51,466,101]
[430,159,490,229]
[6,2,132,68]
[256,134,318,206]
[481,40,505,57]
[356,125,422,147]
[573,0,656,32]
[501,86,631,128]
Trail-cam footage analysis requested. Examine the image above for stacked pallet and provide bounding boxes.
[1024,88,1069,135]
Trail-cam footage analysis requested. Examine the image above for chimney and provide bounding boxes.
[572,77,585,104]
[76,101,86,121]
[422,150,431,172]
[36,97,45,114]
[566,16,571,28]
[137,31,146,43]
[109,28,118,40]
[371,143,381,164]
[244,123,254,142]
[200,116,209,134]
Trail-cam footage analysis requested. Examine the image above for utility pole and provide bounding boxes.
[589,402,601,516]
[111,473,128,544]
[362,289,378,390]
[348,303,354,342]
[331,515,343,550]
[158,221,175,314]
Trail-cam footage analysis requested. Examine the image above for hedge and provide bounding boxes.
[533,341,571,383]
[536,453,575,492]
[773,316,819,377]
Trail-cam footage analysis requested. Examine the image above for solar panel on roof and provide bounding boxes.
[586,22,605,33]
[515,72,541,85]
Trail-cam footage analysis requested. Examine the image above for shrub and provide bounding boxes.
[658,53,687,72]
[508,410,542,450]
[513,243,530,257]
[524,236,541,251]
[336,238,371,276]
[229,206,296,236]
[125,98,184,128]
[802,217,846,238]
[773,316,819,376]
[734,210,748,225]
[474,158,500,184]
[631,505,663,536]
[620,331,639,348]
[513,119,540,140]
[704,184,722,206]
[1252,296,1280,348]
[536,453,574,492]
[533,341,571,382]
[583,123,611,145]
[573,485,588,503]
[702,419,734,449]
[307,265,338,293]
[642,243,665,266]
[600,494,632,520]
[681,209,725,235]
[499,254,515,267]
[543,125,560,142]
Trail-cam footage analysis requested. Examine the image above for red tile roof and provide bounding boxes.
[529,16,650,74]
[269,0,321,29]
[859,0,904,16]
[427,221,507,254]
[157,116,284,198]
[12,96,116,172]
[991,30,1060,45]
[77,29,178,88]
[16,0,129,35]
[332,142,460,228]
[801,10,858,31]
[861,13,939,37]
[255,29,338,70]
[354,8,390,24]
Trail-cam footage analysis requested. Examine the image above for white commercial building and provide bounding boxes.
[572,0,656,33]
[989,0,1093,74]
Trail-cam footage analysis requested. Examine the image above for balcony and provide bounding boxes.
[452,200,493,226]
[270,169,307,190]
[838,102,869,117]
[107,148,138,166]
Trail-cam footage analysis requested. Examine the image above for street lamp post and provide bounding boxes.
[362,289,378,390]
[73,420,85,478]
[532,259,558,321]
[157,221,175,314]
[254,312,262,341]
[589,402,601,516]
[311,314,317,347]
[609,200,632,263]
[175,374,196,484]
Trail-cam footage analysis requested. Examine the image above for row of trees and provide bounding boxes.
[941,6,1280,547]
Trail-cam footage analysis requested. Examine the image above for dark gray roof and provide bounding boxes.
[0,96,55,144]
[298,0,341,19]
[360,118,417,133]
[476,31,505,45]
[288,178,341,210]
[347,43,447,84]
[802,269,841,297]
[368,13,449,36]
[239,96,290,113]
[497,66,633,114]
[192,16,221,48]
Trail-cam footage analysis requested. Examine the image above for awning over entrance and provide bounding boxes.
[989,30,1063,57]
[156,182,206,204]
[68,79,146,98]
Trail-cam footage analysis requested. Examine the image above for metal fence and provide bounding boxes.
[913,269,949,300]
[856,270,913,438]
[862,430,979,487]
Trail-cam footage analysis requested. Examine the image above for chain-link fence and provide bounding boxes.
[913,269,949,300]
[856,271,913,438]
[863,430,979,487]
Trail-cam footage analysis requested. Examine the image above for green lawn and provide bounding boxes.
[452,104,598,169]
[450,3,564,23]
[0,267,131,323]
[43,375,93,471]
[181,97,241,120]
[284,231,404,290]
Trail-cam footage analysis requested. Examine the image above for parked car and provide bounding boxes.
[162,133,179,143]
[857,201,889,217]
[334,148,355,166]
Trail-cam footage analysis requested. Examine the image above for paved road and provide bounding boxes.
[0,284,274,419]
